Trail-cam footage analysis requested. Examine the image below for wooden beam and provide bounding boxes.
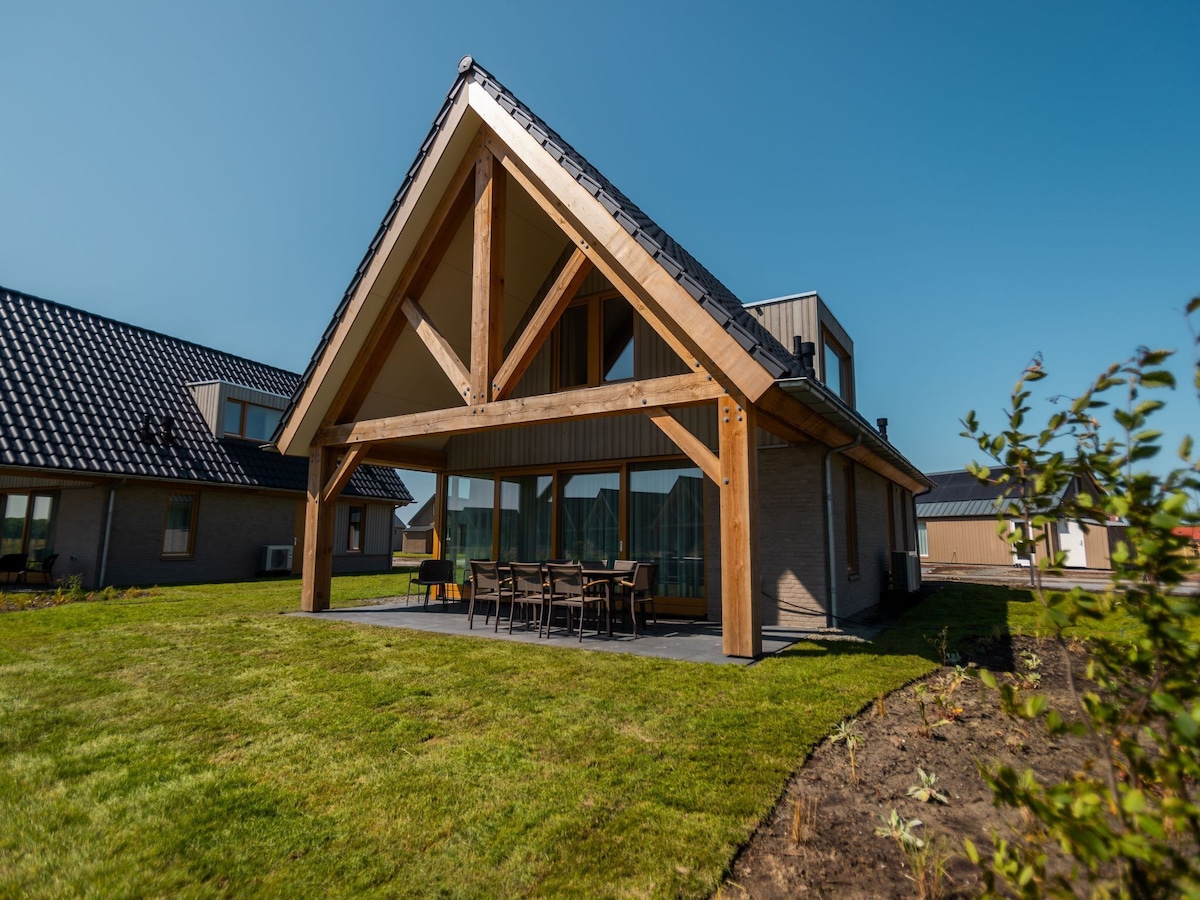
[471,148,505,403]
[644,406,721,484]
[485,136,713,385]
[360,444,448,472]
[400,297,472,400]
[718,394,762,658]
[492,247,591,399]
[323,137,481,427]
[322,443,372,504]
[471,90,777,401]
[275,91,472,455]
[319,372,725,446]
[301,445,337,613]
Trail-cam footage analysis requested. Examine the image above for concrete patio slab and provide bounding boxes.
[294,597,881,665]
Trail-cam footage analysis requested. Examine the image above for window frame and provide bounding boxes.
[346,504,366,554]
[552,292,636,391]
[820,328,854,405]
[223,399,283,442]
[1,491,57,560]
[161,491,200,559]
[917,521,929,558]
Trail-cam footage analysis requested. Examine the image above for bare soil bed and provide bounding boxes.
[721,632,1096,898]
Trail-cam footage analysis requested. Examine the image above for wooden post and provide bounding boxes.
[718,394,761,658]
[471,147,505,403]
[301,445,336,613]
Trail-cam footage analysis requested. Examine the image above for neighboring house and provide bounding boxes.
[0,286,412,588]
[273,58,932,657]
[916,469,1116,569]
[399,496,435,554]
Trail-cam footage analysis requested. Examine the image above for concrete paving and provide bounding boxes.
[294,598,881,666]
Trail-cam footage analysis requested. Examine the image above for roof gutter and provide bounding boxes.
[823,435,862,629]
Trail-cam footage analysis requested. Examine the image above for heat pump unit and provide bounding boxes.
[891,550,921,593]
[263,544,293,574]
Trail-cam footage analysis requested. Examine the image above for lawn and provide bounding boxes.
[0,575,1057,898]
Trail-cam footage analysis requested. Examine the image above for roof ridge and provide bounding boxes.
[0,283,301,381]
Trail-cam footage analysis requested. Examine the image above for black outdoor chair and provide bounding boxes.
[467,560,509,630]
[545,563,609,641]
[507,562,548,635]
[408,559,456,610]
[21,553,58,586]
[0,554,24,585]
[616,562,658,637]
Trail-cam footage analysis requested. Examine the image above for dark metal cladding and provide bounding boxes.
[0,286,412,503]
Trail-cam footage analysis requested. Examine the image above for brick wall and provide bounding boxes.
[704,446,908,630]
[48,485,108,587]
[104,482,297,586]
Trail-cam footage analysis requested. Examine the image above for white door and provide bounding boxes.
[1058,520,1088,568]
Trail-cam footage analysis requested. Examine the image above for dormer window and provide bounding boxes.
[224,399,282,442]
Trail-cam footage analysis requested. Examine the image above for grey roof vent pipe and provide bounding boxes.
[876,418,889,441]
[792,336,816,378]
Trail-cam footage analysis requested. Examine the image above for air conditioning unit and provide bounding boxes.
[891,550,921,593]
[262,544,293,574]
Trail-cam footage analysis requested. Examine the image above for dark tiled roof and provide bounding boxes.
[916,469,1071,518]
[0,286,412,503]
[282,56,799,435]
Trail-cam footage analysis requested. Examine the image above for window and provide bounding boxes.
[917,521,929,557]
[821,331,853,404]
[843,462,859,575]
[224,399,283,441]
[347,505,365,553]
[1,492,56,560]
[554,294,636,389]
[162,492,198,558]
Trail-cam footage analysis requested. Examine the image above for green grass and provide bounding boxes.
[0,576,1068,898]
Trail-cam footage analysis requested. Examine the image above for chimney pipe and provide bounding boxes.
[876,418,889,441]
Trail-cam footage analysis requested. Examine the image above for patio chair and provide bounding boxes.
[0,554,24,585]
[408,559,456,610]
[507,562,548,635]
[468,560,509,630]
[617,562,658,637]
[545,563,609,641]
[21,553,58,586]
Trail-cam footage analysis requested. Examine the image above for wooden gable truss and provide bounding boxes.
[281,77,923,657]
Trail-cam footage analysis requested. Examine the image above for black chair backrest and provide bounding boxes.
[633,562,655,592]
[0,554,24,573]
[470,560,502,593]
[418,559,455,583]
[509,563,544,595]
[39,554,58,572]
[546,563,584,598]
[612,559,636,573]
[580,559,604,570]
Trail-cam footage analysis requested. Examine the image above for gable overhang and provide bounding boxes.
[275,67,787,459]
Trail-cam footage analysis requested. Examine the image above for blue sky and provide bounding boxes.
[2,1,1197,511]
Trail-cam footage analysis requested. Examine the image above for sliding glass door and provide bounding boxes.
[444,475,495,586]
[628,463,705,598]
[498,475,552,563]
[558,470,620,564]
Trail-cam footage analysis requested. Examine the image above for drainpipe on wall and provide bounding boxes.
[823,433,862,629]
[98,478,126,588]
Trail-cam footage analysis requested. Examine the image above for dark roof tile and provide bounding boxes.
[0,286,411,503]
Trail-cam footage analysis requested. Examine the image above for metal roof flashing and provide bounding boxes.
[775,376,932,488]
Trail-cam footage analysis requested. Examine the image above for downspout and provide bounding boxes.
[98,478,126,588]
[823,433,862,629]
